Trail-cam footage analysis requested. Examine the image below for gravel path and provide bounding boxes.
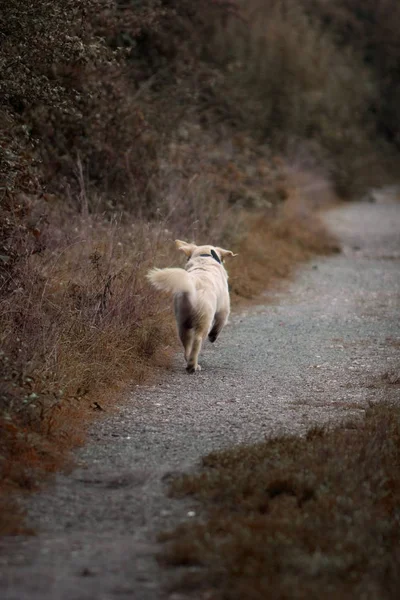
[1,197,400,600]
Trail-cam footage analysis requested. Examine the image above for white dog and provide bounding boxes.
[147,240,237,373]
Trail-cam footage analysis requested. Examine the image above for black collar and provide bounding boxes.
[199,250,222,264]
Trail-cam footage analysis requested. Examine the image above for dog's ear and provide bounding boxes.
[175,239,196,258]
[216,247,238,259]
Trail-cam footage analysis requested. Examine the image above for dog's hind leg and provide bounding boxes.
[175,293,195,363]
[208,311,228,343]
[186,334,203,373]
[178,325,194,363]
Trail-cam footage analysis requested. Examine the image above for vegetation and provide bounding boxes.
[161,398,400,599]
[305,0,400,149]
[1,0,399,531]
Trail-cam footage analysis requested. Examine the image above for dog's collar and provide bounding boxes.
[199,250,222,264]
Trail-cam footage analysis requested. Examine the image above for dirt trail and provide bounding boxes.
[1,196,400,600]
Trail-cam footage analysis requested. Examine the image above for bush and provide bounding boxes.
[305,0,400,148]
[0,0,240,203]
[0,0,153,199]
[204,0,379,195]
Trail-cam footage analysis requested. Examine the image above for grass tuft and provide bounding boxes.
[161,400,400,599]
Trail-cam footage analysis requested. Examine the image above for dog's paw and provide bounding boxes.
[186,363,201,374]
[208,333,217,343]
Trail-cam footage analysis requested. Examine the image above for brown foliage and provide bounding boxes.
[162,401,400,599]
[0,210,176,521]
[0,0,150,197]
[0,0,240,201]
[229,184,339,300]
[305,0,400,147]
[207,0,385,196]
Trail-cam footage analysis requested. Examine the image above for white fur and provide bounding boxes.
[147,239,237,373]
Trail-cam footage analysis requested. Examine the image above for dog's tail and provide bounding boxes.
[147,268,195,296]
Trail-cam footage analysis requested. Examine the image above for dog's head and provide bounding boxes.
[175,240,237,264]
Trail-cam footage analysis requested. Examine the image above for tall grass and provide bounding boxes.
[0,148,240,519]
[0,210,174,503]
[0,168,235,418]
[207,0,381,195]
[305,0,400,149]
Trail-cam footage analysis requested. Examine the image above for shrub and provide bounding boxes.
[205,0,380,195]
[305,0,400,148]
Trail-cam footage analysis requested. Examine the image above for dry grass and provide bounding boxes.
[161,400,400,599]
[305,0,400,151]
[0,209,177,529]
[0,159,339,534]
[230,184,340,300]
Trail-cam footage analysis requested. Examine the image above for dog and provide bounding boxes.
[147,240,237,373]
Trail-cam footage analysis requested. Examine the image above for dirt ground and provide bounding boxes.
[0,193,399,600]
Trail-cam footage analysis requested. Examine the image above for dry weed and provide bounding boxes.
[0,211,176,516]
[161,401,400,599]
[230,188,339,300]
